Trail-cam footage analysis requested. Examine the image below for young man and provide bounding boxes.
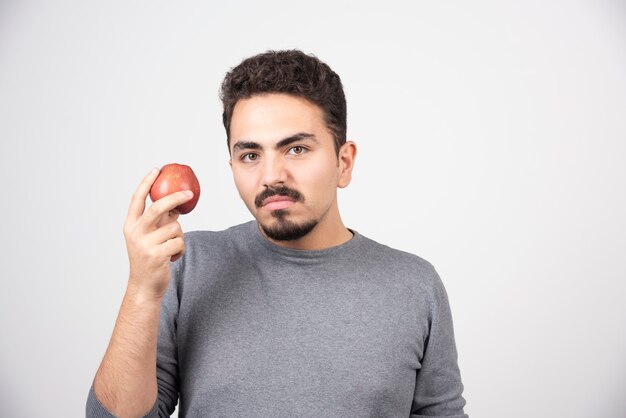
[87,50,468,417]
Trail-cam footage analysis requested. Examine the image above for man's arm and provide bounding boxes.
[87,168,193,418]
[91,287,163,418]
[411,267,468,418]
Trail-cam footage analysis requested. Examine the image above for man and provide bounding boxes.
[87,50,468,417]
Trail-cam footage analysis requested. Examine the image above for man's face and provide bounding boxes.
[229,93,348,241]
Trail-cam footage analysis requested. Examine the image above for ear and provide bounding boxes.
[337,141,357,188]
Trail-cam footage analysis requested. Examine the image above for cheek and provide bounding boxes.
[233,172,257,203]
[300,161,338,201]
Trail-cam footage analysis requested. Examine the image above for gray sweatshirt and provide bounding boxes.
[87,220,467,417]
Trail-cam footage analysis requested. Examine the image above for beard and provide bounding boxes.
[259,210,319,241]
[255,185,317,241]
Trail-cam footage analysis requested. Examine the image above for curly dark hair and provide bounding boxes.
[220,49,347,155]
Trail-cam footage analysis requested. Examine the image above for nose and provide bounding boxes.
[261,154,287,188]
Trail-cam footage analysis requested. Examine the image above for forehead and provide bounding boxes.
[230,93,327,146]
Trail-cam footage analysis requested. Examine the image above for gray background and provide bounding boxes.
[1,1,625,417]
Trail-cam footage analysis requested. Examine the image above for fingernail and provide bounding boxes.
[183,190,193,197]
[150,167,159,175]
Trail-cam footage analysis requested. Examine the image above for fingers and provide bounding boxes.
[163,237,185,262]
[170,251,184,263]
[138,220,185,264]
[126,168,160,225]
[148,221,183,246]
[138,191,194,232]
[148,215,186,262]
[156,210,180,229]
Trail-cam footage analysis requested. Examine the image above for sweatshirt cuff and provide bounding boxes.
[86,383,159,418]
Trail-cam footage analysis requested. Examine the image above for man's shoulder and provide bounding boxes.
[184,220,254,242]
[355,231,441,288]
[357,231,433,267]
[181,220,256,256]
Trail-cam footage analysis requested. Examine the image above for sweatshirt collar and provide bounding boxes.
[248,220,361,259]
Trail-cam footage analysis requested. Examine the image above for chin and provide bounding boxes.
[258,214,319,241]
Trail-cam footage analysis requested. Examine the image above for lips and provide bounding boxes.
[255,186,303,209]
[263,195,293,206]
[259,194,298,211]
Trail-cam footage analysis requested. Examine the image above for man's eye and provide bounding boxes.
[289,146,307,155]
[241,153,258,162]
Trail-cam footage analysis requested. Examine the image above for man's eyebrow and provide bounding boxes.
[232,132,318,153]
[275,132,318,148]
[231,141,261,153]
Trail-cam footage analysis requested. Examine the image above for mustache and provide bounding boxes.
[255,185,304,208]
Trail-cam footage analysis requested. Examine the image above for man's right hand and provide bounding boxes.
[123,168,195,300]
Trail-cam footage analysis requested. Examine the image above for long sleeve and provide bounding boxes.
[86,259,182,418]
[86,384,158,418]
[410,268,468,418]
[152,257,182,416]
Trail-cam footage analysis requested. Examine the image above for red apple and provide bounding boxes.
[149,163,201,214]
